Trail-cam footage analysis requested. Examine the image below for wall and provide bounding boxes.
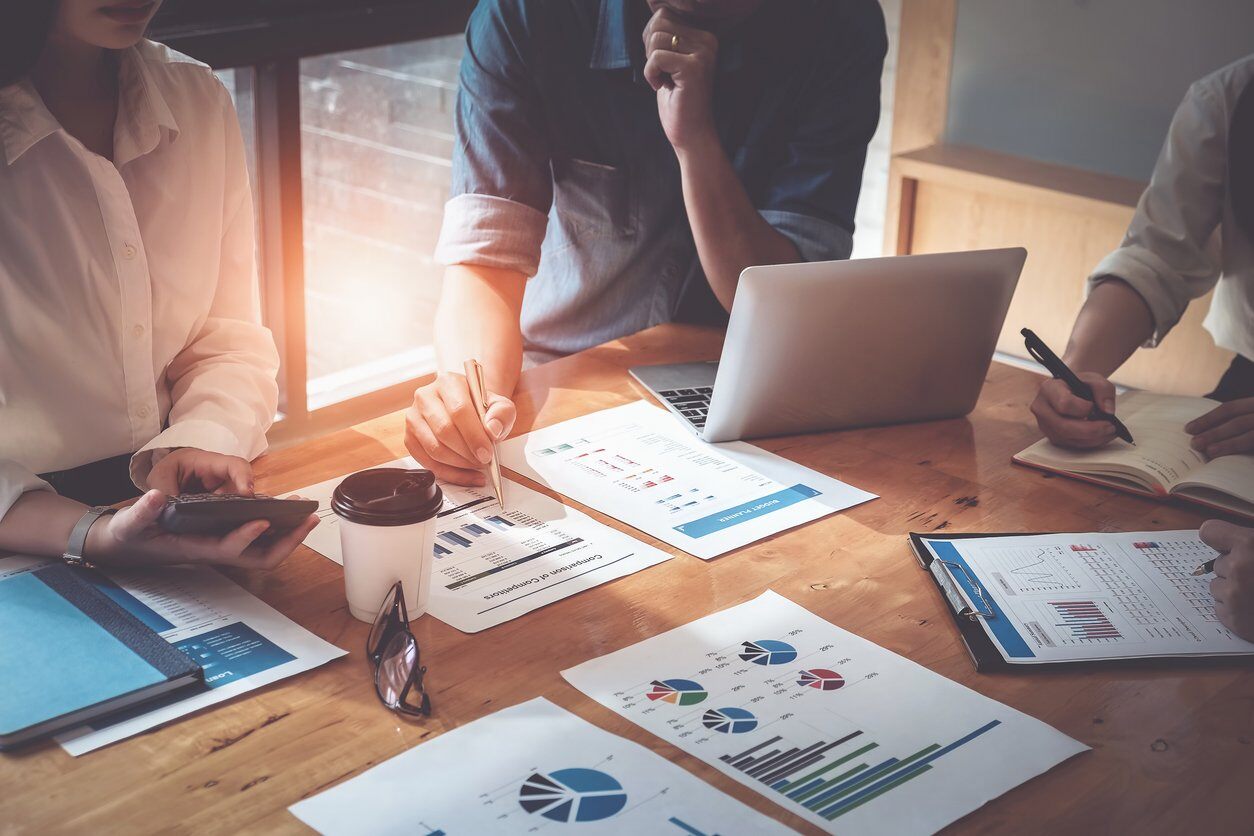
[946,0,1254,181]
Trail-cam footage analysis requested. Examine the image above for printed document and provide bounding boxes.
[289,697,793,835]
[499,401,876,559]
[563,591,1086,835]
[0,555,345,755]
[288,457,671,632]
[917,530,1254,663]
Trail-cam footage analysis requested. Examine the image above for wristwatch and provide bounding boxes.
[63,506,117,569]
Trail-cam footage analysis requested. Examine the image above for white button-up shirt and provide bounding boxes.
[0,40,279,520]
[1089,54,1254,363]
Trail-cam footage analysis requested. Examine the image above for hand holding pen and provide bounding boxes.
[1193,520,1254,642]
[403,368,516,488]
[1023,328,1135,449]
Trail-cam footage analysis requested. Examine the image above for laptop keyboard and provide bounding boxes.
[656,387,714,429]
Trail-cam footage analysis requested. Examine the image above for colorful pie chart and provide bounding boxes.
[518,768,628,822]
[646,678,708,706]
[739,639,798,666]
[797,668,845,691]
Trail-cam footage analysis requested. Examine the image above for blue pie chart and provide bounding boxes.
[702,706,759,734]
[519,768,628,822]
[740,639,798,665]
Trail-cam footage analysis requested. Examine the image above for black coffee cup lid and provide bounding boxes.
[331,468,443,526]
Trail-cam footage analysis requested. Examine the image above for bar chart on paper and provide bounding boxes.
[917,531,1254,663]
[500,401,876,559]
[285,457,671,632]
[562,591,1087,835]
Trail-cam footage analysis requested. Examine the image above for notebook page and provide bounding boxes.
[1175,454,1254,507]
[1018,393,1215,492]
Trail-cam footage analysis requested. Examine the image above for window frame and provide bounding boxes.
[152,1,474,447]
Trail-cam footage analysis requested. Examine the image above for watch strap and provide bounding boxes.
[64,506,117,569]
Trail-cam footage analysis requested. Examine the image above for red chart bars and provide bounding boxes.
[1048,600,1122,640]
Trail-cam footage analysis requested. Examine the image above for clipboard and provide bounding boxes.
[908,531,1024,673]
[908,531,1248,673]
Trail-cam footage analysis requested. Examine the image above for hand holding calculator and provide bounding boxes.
[157,493,319,536]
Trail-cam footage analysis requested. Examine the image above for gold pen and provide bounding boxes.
[463,358,505,511]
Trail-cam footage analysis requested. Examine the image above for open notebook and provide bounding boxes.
[1014,391,1254,520]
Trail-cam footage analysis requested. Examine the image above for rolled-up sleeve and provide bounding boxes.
[756,0,886,263]
[434,0,552,277]
[130,83,279,487]
[0,459,53,523]
[1087,79,1226,346]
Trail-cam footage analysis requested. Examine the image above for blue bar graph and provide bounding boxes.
[720,720,1003,822]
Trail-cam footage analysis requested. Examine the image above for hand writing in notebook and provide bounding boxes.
[1201,520,1254,642]
[1030,372,1121,449]
[1185,397,1254,457]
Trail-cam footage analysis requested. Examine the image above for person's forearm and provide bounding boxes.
[1062,279,1156,376]
[433,264,528,396]
[677,137,800,311]
[0,491,89,558]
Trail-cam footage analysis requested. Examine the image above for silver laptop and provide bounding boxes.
[630,248,1026,442]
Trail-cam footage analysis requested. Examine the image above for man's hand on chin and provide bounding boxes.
[642,7,719,155]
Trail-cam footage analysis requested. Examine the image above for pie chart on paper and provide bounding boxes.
[702,707,759,734]
[646,678,708,706]
[798,668,845,691]
[518,768,629,823]
[739,639,798,666]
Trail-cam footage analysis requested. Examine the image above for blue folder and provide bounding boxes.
[0,564,202,749]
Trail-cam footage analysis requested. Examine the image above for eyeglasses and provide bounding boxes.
[367,581,431,716]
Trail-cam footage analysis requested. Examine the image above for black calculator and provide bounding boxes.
[157,493,319,536]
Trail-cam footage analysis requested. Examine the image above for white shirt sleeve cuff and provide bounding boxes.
[0,460,55,523]
[130,419,259,489]
[434,193,550,277]
[1086,245,1201,347]
[759,209,853,264]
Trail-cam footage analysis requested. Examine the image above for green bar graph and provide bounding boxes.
[825,765,934,820]
[809,743,940,809]
[780,742,879,795]
[793,765,868,804]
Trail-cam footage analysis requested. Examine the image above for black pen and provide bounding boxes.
[1021,328,1135,445]
[1192,558,1216,577]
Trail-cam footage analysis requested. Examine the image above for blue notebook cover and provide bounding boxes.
[0,564,202,748]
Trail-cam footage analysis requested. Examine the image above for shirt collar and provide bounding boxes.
[589,0,744,77]
[0,81,59,166]
[114,44,180,166]
[0,43,179,167]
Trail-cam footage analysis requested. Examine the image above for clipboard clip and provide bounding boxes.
[936,558,996,621]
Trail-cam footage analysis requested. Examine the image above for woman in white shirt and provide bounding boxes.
[1028,56,1254,644]
[1029,54,1254,455]
[0,0,316,567]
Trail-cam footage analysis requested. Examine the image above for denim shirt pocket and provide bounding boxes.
[550,157,634,247]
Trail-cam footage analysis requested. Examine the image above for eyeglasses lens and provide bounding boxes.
[367,582,401,657]
[377,630,418,708]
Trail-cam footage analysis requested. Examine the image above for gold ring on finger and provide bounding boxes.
[671,33,680,50]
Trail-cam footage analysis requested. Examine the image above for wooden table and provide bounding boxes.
[5,324,1251,834]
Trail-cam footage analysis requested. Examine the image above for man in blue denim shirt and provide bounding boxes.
[405,0,886,485]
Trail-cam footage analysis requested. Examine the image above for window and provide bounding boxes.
[299,38,463,410]
[155,2,475,445]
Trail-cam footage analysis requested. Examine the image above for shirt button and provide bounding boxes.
[137,405,151,419]
[132,324,145,338]
[122,244,137,260]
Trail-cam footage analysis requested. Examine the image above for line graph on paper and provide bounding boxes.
[984,546,1089,595]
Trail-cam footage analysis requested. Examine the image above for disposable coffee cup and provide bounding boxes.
[331,468,443,623]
